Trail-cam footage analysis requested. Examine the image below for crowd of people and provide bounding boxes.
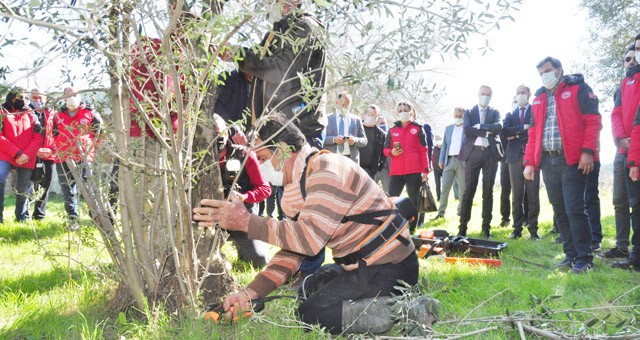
[5,0,640,335]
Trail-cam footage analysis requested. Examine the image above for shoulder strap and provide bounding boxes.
[299,149,330,200]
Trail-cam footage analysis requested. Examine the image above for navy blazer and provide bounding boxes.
[458,105,503,161]
[502,105,532,163]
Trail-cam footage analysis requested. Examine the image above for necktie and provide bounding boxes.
[338,116,345,153]
[520,107,525,125]
[480,109,486,124]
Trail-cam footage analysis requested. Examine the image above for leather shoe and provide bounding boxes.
[482,229,492,239]
[430,215,444,221]
[612,257,640,271]
[508,231,522,239]
[457,226,467,237]
[530,232,540,241]
[499,220,510,228]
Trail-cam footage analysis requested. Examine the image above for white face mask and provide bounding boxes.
[259,157,284,186]
[267,3,283,24]
[66,96,81,109]
[454,117,464,126]
[515,94,529,106]
[635,53,640,64]
[31,101,43,110]
[399,111,411,123]
[541,70,559,90]
[363,116,376,127]
[478,95,491,107]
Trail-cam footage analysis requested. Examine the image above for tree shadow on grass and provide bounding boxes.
[0,222,67,244]
[0,267,91,296]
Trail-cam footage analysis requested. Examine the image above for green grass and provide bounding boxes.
[0,189,639,339]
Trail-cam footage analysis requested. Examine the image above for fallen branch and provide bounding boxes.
[444,326,498,339]
[511,255,547,268]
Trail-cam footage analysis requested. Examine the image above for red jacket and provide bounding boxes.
[37,109,57,162]
[0,108,43,168]
[628,109,640,167]
[524,74,601,169]
[612,65,640,155]
[383,120,429,176]
[129,37,179,138]
[53,106,102,163]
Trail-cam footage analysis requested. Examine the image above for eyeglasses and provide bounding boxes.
[625,56,635,63]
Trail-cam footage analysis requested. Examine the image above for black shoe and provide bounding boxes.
[590,242,601,252]
[612,257,640,271]
[482,229,492,239]
[530,232,540,241]
[571,262,594,274]
[457,226,467,237]
[499,220,510,228]
[554,235,562,244]
[597,247,629,259]
[556,257,574,269]
[508,231,522,239]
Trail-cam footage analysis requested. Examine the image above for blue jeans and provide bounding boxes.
[540,154,592,264]
[56,162,90,219]
[0,161,33,222]
[585,161,601,244]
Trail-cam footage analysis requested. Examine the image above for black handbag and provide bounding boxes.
[418,181,437,213]
[31,157,46,184]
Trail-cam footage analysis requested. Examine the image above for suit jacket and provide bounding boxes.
[458,105,504,161]
[502,105,532,163]
[439,124,465,167]
[324,112,368,164]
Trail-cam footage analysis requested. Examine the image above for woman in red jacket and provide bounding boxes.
[29,89,57,220]
[383,102,430,233]
[0,88,43,223]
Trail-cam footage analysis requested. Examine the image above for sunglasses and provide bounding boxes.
[625,56,635,63]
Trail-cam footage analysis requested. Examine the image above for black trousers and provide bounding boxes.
[389,173,422,233]
[499,161,511,223]
[459,148,499,230]
[298,252,418,335]
[433,167,443,201]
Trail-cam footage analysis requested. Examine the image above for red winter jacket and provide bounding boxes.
[38,109,57,162]
[628,109,640,167]
[383,120,429,176]
[0,108,43,168]
[612,65,640,155]
[53,106,102,163]
[524,74,601,169]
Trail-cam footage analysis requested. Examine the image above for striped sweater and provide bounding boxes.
[246,145,415,298]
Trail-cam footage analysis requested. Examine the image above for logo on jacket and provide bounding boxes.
[588,92,597,99]
[392,132,399,137]
[533,100,541,105]
[80,118,89,125]
[561,91,571,99]
[627,79,636,86]
[410,128,418,134]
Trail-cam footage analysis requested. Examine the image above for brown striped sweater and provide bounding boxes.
[246,145,415,298]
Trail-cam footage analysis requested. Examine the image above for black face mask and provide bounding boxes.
[217,138,226,153]
[13,99,25,110]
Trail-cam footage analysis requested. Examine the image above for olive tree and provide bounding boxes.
[0,0,520,316]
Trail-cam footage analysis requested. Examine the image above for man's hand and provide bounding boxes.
[231,131,248,146]
[577,152,594,175]
[619,138,631,151]
[421,173,429,182]
[438,162,444,170]
[223,288,259,321]
[473,124,481,129]
[391,148,403,157]
[36,148,52,158]
[334,136,345,144]
[523,124,530,130]
[15,154,29,165]
[193,196,250,230]
[346,136,356,145]
[523,165,535,181]
[630,166,640,182]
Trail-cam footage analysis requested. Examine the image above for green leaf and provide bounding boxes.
[529,293,541,306]
[586,318,599,327]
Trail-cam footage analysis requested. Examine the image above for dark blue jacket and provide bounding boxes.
[502,105,532,163]
[214,70,250,125]
[458,105,503,161]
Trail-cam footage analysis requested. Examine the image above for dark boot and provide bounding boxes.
[612,256,640,271]
[341,297,394,334]
[457,225,467,237]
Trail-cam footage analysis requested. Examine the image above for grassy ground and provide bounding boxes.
[1,188,639,339]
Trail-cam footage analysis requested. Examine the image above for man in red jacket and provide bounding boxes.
[0,88,43,223]
[523,57,601,274]
[53,86,103,229]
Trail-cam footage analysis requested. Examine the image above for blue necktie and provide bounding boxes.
[338,116,344,153]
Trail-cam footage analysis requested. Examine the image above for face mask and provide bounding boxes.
[259,157,284,186]
[515,94,529,106]
[454,118,464,126]
[541,71,559,90]
[31,101,43,110]
[267,3,284,24]
[478,95,491,107]
[635,54,640,64]
[217,137,227,153]
[399,111,411,123]
[363,116,376,127]
[66,96,81,109]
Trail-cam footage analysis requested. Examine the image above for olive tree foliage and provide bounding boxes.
[581,0,639,96]
[0,0,519,315]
